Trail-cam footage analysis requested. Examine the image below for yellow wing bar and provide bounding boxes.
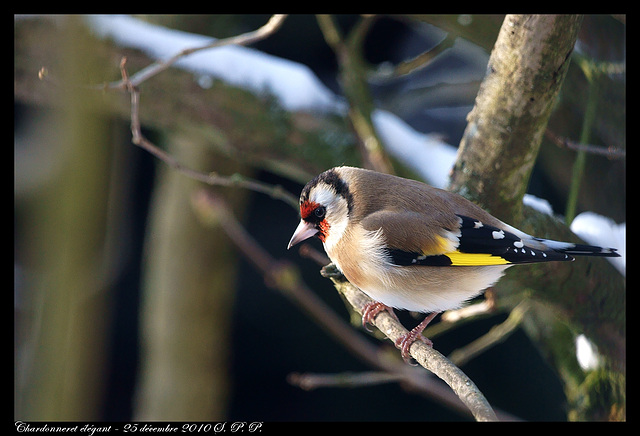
[445,251,511,266]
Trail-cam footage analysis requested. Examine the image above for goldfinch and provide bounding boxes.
[287,166,620,361]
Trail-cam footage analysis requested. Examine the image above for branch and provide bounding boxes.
[32,15,299,209]
[288,371,404,390]
[105,14,288,90]
[369,32,457,82]
[448,300,530,367]
[545,130,626,160]
[118,58,298,209]
[564,63,600,225]
[316,14,394,174]
[109,15,296,209]
[18,16,350,185]
[324,268,499,422]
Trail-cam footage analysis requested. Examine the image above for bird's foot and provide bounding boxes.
[361,301,398,332]
[394,312,438,364]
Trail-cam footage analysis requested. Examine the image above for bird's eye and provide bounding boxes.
[314,206,326,219]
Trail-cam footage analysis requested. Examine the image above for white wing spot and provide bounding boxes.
[514,240,524,248]
[492,230,505,240]
[474,220,483,229]
[412,254,427,264]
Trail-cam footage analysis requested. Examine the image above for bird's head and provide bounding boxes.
[287,168,352,250]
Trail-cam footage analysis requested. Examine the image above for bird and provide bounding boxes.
[287,166,620,362]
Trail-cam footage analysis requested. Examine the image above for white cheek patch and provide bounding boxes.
[324,215,348,251]
[311,185,350,251]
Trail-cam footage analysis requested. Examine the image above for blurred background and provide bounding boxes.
[14,15,625,421]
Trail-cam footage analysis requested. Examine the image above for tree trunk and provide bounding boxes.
[15,17,113,420]
[450,15,583,223]
[134,136,246,420]
[449,14,625,420]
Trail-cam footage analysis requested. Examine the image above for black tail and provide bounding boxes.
[532,238,621,258]
[561,244,620,257]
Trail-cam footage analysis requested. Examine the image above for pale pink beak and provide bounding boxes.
[287,220,318,249]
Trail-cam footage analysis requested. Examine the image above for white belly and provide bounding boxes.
[332,252,510,312]
[356,265,510,313]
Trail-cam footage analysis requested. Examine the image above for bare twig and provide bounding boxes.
[448,301,530,367]
[118,57,298,209]
[37,15,288,93]
[106,15,287,90]
[420,300,494,341]
[545,129,626,160]
[38,15,297,208]
[316,14,393,174]
[297,243,331,266]
[440,300,494,324]
[369,32,457,83]
[288,371,404,390]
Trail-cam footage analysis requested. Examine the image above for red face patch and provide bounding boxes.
[317,220,329,242]
[300,200,329,242]
[300,200,321,220]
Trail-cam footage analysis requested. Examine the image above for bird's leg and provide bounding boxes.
[361,301,399,332]
[395,312,438,363]
[362,302,438,364]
